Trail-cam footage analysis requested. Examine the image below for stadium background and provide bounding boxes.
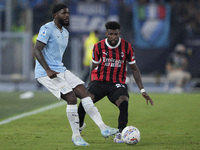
[0,0,199,92]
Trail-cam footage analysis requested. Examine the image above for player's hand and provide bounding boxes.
[46,69,59,79]
[142,92,154,105]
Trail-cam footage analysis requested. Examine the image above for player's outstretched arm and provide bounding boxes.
[130,64,153,105]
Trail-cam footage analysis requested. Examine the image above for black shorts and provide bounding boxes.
[87,81,129,105]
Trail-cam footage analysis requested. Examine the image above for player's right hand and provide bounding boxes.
[46,69,59,79]
[142,92,154,106]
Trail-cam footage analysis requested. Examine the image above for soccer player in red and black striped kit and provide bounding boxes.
[78,21,153,143]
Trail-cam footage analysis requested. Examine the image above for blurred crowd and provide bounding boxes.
[169,0,200,45]
[119,0,200,45]
[5,0,199,42]
[0,0,199,90]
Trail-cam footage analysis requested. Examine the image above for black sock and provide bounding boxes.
[118,101,128,132]
[78,101,86,127]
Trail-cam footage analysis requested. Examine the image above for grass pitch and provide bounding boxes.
[0,92,199,150]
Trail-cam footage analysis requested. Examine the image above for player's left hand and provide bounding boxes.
[142,92,154,105]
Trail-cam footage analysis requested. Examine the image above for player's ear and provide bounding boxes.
[105,31,108,37]
[53,12,57,19]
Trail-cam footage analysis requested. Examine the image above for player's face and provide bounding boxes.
[57,8,70,26]
[106,29,120,46]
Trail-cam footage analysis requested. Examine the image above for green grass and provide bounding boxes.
[0,92,57,120]
[0,92,200,150]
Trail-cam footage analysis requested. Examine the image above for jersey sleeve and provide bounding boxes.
[37,25,51,44]
[127,43,136,64]
[92,44,101,64]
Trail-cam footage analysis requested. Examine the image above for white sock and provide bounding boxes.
[66,104,81,140]
[81,97,107,131]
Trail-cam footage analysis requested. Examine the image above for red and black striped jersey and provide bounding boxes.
[91,38,136,84]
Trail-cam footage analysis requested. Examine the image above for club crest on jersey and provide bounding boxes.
[103,52,108,55]
[121,52,124,57]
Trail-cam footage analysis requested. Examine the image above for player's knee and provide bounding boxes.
[73,84,89,99]
[119,100,128,111]
[116,96,128,107]
[61,92,77,104]
[88,92,95,101]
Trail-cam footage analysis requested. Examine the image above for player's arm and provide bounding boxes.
[130,63,153,105]
[89,62,98,80]
[89,43,100,80]
[33,40,59,79]
[91,62,98,72]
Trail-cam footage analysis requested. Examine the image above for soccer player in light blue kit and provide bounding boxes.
[33,3,118,146]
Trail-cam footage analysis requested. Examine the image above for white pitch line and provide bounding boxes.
[0,101,66,126]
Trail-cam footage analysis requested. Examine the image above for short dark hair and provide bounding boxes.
[94,30,100,35]
[105,21,120,30]
[52,3,67,15]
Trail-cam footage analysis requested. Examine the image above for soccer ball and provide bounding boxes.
[121,126,141,145]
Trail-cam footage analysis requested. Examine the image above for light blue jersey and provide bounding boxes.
[35,21,69,79]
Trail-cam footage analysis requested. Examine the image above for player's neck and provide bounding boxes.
[53,20,62,31]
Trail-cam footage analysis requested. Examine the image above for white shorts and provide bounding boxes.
[37,70,84,99]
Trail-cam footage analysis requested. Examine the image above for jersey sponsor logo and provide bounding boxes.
[103,57,124,67]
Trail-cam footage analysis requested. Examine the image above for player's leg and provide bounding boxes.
[75,85,104,128]
[61,92,89,146]
[65,71,118,138]
[78,81,104,131]
[115,96,129,132]
[74,84,119,138]
[113,96,129,143]
[108,95,129,133]
[37,74,89,146]
[78,92,96,132]
[107,84,129,143]
[77,101,86,130]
